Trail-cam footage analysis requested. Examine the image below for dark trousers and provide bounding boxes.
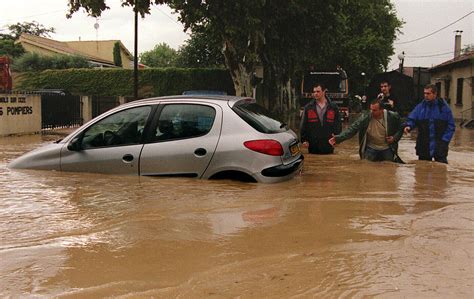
[364,146,394,162]
[417,140,449,164]
[418,155,448,164]
[309,139,334,154]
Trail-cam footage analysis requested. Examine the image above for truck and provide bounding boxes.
[299,68,350,120]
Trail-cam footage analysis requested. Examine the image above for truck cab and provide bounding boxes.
[299,69,350,120]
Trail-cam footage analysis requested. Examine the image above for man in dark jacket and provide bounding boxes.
[329,98,403,162]
[403,84,455,163]
[300,83,342,154]
[378,80,398,113]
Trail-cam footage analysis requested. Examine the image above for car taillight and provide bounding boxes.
[244,139,284,156]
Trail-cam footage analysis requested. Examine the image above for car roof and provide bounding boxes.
[131,95,254,105]
[182,90,227,95]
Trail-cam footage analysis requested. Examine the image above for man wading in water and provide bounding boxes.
[300,83,342,154]
[329,98,404,162]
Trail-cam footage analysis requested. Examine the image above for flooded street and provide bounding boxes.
[1,128,473,298]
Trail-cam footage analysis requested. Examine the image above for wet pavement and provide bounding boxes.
[0,127,473,297]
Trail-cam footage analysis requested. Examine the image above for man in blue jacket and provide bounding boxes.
[403,84,455,164]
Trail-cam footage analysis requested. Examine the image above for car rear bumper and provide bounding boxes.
[261,154,304,177]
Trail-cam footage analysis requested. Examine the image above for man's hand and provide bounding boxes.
[328,135,337,147]
[403,126,411,134]
[386,136,394,144]
[388,99,394,107]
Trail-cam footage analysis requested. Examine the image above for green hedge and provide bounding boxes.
[16,67,235,97]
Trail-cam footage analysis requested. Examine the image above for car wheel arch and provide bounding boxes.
[207,170,257,183]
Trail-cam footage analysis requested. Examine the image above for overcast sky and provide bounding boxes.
[1,0,472,69]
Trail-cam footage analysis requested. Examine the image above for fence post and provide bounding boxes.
[81,95,93,123]
[118,96,126,105]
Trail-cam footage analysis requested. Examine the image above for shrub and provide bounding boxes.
[16,67,235,97]
[12,53,91,72]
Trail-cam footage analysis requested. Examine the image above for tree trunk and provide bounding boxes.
[274,79,296,115]
[222,39,253,97]
[230,64,253,97]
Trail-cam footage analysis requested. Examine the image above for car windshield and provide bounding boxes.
[232,102,287,133]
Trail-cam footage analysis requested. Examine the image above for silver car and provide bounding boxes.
[9,95,303,183]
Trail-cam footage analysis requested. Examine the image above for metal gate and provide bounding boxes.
[41,91,81,129]
[92,96,119,118]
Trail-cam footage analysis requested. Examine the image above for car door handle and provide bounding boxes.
[194,148,207,156]
[122,154,134,162]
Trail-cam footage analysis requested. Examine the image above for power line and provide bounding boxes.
[0,9,66,25]
[153,7,190,36]
[406,51,453,58]
[407,54,452,59]
[155,7,182,26]
[395,11,473,45]
[405,48,453,56]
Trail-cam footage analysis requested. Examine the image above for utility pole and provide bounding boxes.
[133,8,139,100]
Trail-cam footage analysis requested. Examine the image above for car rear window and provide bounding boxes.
[232,102,287,133]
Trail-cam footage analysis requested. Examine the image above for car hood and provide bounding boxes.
[8,143,63,171]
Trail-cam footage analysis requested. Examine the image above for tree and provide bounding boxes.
[66,0,168,18]
[0,21,56,59]
[169,1,266,97]
[113,42,123,67]
[462,43,473,54]
[0,21,55,40]
[175,30,225,68]
[139,42,177,67]
[67,0,263,97]
[257,0,338,112]
[0,40,25,58]
[326,0,402,94]
[66,0,402,114]
[169,0,401,113]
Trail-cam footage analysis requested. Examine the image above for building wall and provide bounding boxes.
[66,41,133,69]
[66,40,115,61]
[0,94,41,136]
[19,35,133,69]
[431,63,474,120]
[123,51,134,69]
[121,49,133,69]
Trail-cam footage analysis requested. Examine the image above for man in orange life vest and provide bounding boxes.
[300,83,342,154]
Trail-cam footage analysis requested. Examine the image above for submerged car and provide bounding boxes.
[9,95,303,183]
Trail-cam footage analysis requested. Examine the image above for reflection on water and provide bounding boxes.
[0,129,473,297]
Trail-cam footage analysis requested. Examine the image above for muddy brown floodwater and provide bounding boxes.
[0,127,473,298]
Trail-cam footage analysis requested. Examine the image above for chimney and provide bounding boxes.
[454,30,462,58]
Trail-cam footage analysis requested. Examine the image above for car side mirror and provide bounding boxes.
[67,136,82,151]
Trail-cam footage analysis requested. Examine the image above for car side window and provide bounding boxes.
[81,106,152,149]
[154,104,216,141]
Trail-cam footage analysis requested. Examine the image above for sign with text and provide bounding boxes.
[0,94,41,136]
